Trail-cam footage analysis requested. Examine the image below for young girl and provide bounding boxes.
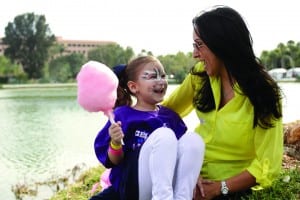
[90,55,205,200]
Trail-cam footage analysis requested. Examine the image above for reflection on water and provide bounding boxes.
[0,83,299,199]
[0,87,104,199]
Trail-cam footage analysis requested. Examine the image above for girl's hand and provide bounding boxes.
[109,121,124,145]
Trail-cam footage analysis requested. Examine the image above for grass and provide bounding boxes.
[50,165,300,200]
[50,165,105,200]
[245,168,300,200]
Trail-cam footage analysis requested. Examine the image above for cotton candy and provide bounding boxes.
[76,61,118,116]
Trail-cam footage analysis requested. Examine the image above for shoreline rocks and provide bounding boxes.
[284,120,300,161]
[11,163,88,200]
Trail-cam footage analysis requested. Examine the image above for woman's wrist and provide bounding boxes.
[220,180,229,196]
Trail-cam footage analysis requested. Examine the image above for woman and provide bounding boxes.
[162,6,283,200]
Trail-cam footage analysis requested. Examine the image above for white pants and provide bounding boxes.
[138,127,205,200]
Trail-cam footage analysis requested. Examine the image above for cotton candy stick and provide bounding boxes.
[76,61,124,145]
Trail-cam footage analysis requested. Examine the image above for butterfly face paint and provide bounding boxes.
[140,68,166,82]
[140,68,168,94]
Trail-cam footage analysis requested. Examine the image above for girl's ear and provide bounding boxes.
[127,81,138,94]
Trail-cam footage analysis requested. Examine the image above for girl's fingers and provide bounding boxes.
[109,122,124,144]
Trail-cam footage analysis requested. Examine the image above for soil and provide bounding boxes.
[282,153,300,169]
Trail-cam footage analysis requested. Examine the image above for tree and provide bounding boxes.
[48,53,85,82]
[259,40,300,70]
[3,13,55,79]
[66,53,86,78]
[88,44,134,68]
[48,43,65,60]
[48,56,71,82]
[137,49,153,56]
[158,52,195,83]
[0,56,25,83]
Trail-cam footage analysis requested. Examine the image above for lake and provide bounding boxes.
[0,83,299,199]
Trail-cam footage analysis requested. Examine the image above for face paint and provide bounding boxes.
[140,68,166,81]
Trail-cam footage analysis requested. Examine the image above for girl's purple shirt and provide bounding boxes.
[93,105,187,191]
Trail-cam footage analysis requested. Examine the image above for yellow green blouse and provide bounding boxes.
[162,63,283,188]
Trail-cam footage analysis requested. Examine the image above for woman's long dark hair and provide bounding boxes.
[192,6,282,129]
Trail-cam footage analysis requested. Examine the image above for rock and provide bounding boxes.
[284,121,300,161]
[287,124,300,144]
[11,162,88,200]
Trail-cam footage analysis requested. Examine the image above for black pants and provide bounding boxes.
[89,186,120,200]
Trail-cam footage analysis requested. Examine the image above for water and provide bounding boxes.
[0,83,299,199]
[0,87,103,199]
[279,82,300,123]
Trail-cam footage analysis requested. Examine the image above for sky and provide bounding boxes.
[0,0,299,56]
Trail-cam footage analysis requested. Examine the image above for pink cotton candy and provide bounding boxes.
[76,61,118,115]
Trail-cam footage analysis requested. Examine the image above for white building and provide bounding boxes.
[268,68,287,80]
[286,67,300,78]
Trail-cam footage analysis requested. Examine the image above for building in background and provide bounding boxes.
[268,68,287,80]
[268,67,300,82]
[55,37,116,57]
[0,37,116,57]
[286,67,300,79]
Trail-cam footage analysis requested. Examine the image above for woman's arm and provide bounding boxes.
[195,170,256,199]
[162,73,195,117]
[247,117,283,188]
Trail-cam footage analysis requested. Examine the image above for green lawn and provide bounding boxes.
[50,165,300,200]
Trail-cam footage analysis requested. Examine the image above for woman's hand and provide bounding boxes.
[109,121,124,145]
[193,176,205,200]
[201,180,220,199]
[193,176,220,200]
